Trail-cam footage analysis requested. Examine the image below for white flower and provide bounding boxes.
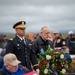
[50,48,53,51]
[61,69,66,74]
[44,68,48,74]
[46,55,51,60]
[66,65,68,68]
[60,54,64,59]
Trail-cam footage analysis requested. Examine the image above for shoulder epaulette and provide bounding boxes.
[9,38,13,40]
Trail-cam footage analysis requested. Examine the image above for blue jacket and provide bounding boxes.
[64,53,72,63]
[0,65,30,75]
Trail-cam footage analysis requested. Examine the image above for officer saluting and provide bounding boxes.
[6,21,39,73]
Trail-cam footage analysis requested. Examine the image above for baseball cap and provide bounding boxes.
[4,53,21,66]
[68,31,74,35]
[53,30,59,34]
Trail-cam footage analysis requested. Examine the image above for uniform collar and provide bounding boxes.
[17,35,24,40]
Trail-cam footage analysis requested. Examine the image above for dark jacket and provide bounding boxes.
[65,36,71,46]
[0,56,3,68]
[67,37,75,54]
[33,36,53,57]
[53,38,66,48]
[0,69,10,75]
[0,40,7,56]
[6,36,38,70]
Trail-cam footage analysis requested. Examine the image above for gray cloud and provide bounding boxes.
[0,0,75,33]
[0,0,75,6]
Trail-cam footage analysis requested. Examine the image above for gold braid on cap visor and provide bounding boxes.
[15,24,26,29]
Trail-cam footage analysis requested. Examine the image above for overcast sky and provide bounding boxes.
[0,0,75,34]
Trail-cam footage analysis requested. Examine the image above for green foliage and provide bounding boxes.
[37,45,68,75]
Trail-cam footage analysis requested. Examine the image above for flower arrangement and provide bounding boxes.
[37,45,68,75]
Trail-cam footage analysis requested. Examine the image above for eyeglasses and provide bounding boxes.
[9,64,18,67]
[16,28,26,30]
[42,32,50,35]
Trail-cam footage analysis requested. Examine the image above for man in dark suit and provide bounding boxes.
[6,21,39,74]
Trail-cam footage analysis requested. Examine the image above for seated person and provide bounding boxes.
[0,53,30,75]
[63,46,72,63]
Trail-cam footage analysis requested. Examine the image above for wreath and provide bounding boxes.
[37,46,68,75]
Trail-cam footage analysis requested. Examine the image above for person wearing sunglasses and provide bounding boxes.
[6,21,39,75]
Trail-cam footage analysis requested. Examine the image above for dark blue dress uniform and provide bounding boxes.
[53,38,66,48]
[6,21,38,70]
[6,36,38,70]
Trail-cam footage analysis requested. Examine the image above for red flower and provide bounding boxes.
[51,58,54,61]
[42,60,46,65]
[52,73,56,75]
[64,59,66,62]
[51,52,54,56]
[56,49,60,52]
[38,66,42,70]
[58,65,62,69]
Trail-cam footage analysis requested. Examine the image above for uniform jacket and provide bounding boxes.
[33,36,53,57]
[0,69,10,75]
[68,38,75,49]
[6,36,38,70]
[53,38,66,48]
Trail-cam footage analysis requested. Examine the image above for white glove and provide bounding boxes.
[36,69,40,75]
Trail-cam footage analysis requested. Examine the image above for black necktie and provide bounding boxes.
[22,39,26,45]
[22,39,25,44]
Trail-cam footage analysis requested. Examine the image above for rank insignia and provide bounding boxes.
[29,44,32,46]
[57,39,61,43]
[17,44,20,46]
[22,21,24,25]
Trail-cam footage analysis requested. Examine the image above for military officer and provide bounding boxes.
[6,21,39,74]
[53,31,66,49]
